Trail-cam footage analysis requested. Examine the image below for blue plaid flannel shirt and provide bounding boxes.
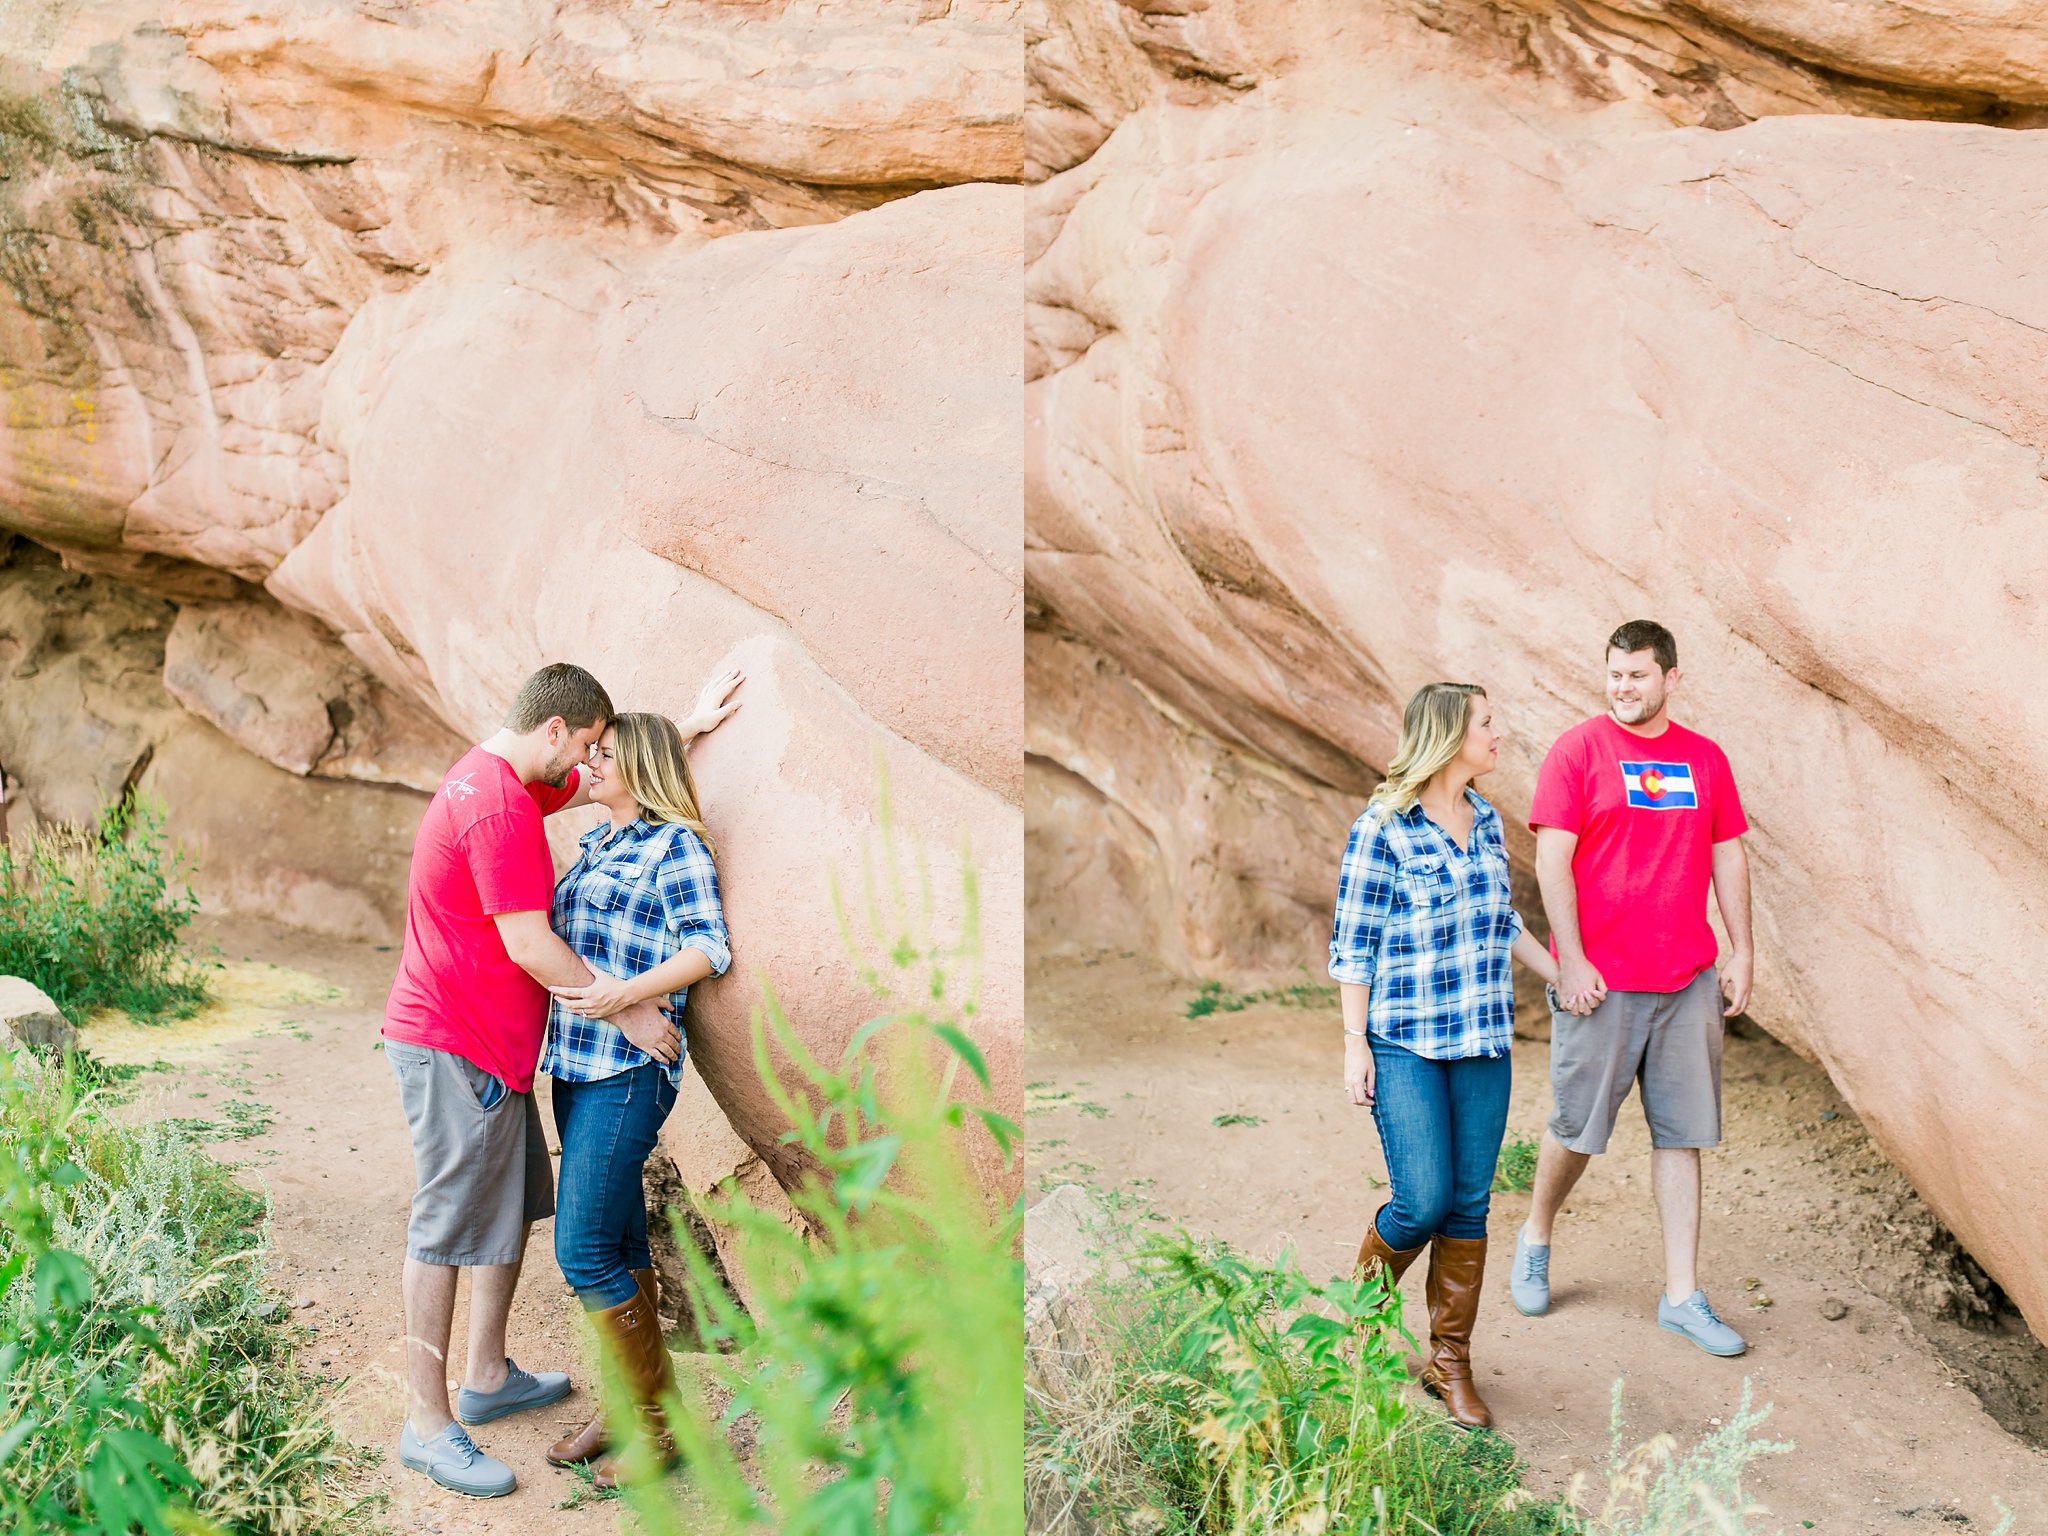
[1327,789,1524,1059]
[541,817,731,1085]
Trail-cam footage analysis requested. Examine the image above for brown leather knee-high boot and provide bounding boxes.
[1354,1207,1427,1287]
[591,1275,679,1490]
[1421,1235,1493,1429]
[545,1270,665,1468]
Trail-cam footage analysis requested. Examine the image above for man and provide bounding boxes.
[384,661,740,1496]
[1509,621,1754,1357]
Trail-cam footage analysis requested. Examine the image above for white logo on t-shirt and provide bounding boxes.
[443,774,479,801]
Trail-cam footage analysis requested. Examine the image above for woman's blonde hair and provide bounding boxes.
[607,712,715,856]
[1365,683,1486,824]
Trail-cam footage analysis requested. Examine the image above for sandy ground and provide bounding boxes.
[86,916,629,1536]
[1027,952,2048,1534]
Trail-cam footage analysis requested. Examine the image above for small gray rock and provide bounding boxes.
[1821,1296,1849,1321]
[0,976,74,1055]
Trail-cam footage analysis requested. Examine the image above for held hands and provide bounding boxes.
[1557,955,1608,1017]
[612,998,681,1065]
[1343,1034,1375,1108]
[548,971,641,1019]
[685,667,745,738]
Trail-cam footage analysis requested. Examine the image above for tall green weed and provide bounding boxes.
[0,797,207,1024]
[1583,1382,1791,1536]
[607,793,1022,1534]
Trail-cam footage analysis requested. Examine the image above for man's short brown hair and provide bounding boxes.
[505,663,613,734]
[1607,620,1677,674]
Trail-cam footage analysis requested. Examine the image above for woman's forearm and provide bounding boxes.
[1340,981,1372,1035]
[623,945,716,1006]
[1511,928,1560,985]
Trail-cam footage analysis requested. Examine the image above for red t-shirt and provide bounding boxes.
[383,747,580,1092]
[1527,715,1747,993]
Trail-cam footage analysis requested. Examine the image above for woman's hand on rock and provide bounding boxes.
[685,667,746,738]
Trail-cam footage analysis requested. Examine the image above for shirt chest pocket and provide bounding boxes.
[587,863,651,911]
[1397,854,1456,908]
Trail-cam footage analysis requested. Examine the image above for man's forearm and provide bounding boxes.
[515,934,595,990]
[1714,846,1753,957]
[1535,853,1587,963]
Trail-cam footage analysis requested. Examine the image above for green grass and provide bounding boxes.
[0,1053,372,1534]
[1493,1133,1540,1193]
[1027,1216,1800,1536]
[167,1098,276,1145]
[0,797,210,1025]
[1028,1084,1108,1118]
[1211,1113,1264,1129]
[1185,980,1340,1019]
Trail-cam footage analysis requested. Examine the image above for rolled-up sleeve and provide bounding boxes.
[658,828,732,978]
[1329,812,1396,985]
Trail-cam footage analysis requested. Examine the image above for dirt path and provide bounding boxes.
[87,916,626,1535]
[1027,953,2048,1534]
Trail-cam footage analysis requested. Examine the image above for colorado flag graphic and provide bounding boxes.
[1620,760,1697,810]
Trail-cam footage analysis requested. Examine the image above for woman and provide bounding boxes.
[1329,682,1558,1430]
[539,711,731,1488]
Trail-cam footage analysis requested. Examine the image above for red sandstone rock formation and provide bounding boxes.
[0,1,1021,1206]
[1025,2,2048,1336]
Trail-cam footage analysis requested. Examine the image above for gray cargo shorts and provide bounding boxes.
[387,1039,554,1266]
[1546,967,1724,1154]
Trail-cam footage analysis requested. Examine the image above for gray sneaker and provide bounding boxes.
[455,1357,571,1426]
[1509,1227,1550,1316]
[1657,1288,1748,1357]
[398,1419,517,1498]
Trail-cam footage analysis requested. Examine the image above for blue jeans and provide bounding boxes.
[1369,1035,1511,1249]
[550,1064,678,1309]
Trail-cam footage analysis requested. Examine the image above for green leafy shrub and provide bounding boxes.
[1031,1225,1570,1536]
[611,807,1022,1534]
[0,1055,369,1534]
[1493,1134,1540,1194]
[1028,1211,1805,1536]
[0,797,207,1024]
